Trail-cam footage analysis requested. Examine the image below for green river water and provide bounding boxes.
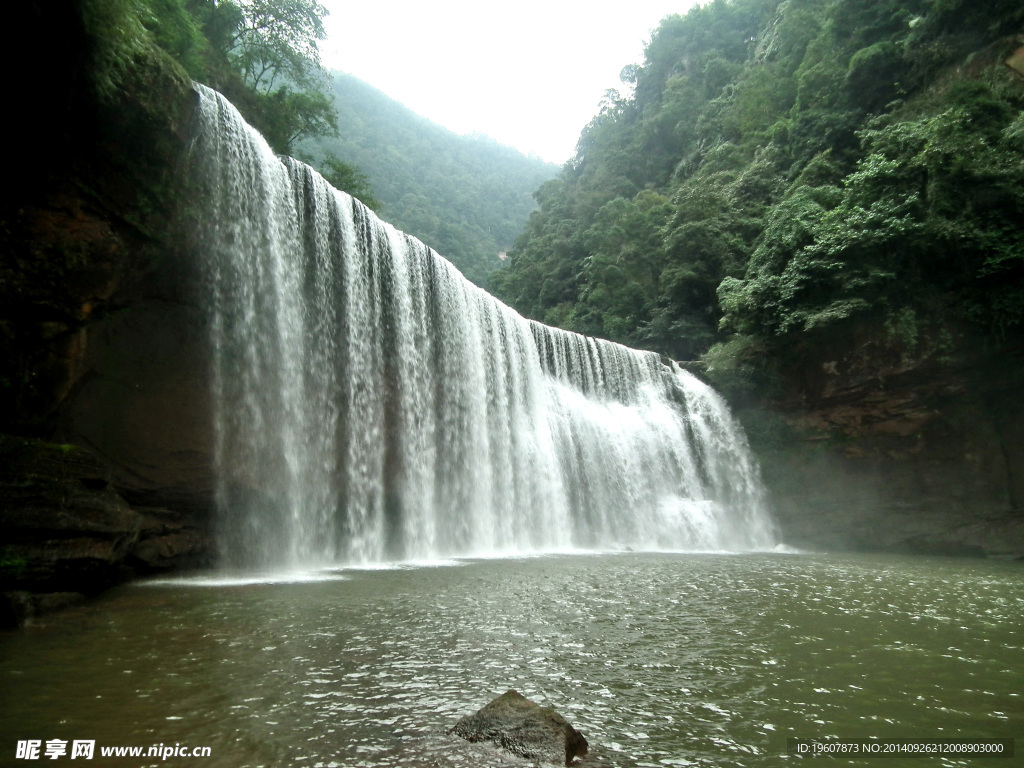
[1,552,1020,767]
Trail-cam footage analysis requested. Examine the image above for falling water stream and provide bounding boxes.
[191,84,775,570]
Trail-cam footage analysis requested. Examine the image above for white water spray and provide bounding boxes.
[190,85,776,569]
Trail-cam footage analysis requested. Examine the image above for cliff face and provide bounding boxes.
[749,326,1024,559]
[1,9,217,624]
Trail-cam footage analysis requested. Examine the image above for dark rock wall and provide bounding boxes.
[750,326,1024,558]
[1,5,215,624]
[57,299,214,513]
[0,435,212,628]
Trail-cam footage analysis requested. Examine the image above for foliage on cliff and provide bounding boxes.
[76,0,381,205]
[490,0,1024,372]
[299,74,558,286]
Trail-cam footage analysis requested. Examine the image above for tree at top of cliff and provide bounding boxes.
[226,0,328,93]
[81,0,372,198]
[167,0,337,155]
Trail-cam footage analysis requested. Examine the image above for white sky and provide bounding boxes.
[320,1,702,164]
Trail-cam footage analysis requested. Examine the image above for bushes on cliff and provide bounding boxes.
[78,0,353,159]
[721,75,1024,339]
[491,0,1024,378]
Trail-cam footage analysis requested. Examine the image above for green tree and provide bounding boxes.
[311,153,381,210]
[257,86,337,154]
[721,76,1024,338]
[227,0,328,92]
[162,0,338,153]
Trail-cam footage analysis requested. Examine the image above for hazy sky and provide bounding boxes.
[320,1,702,164]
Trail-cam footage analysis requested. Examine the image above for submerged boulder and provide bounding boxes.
[450,689,589,766]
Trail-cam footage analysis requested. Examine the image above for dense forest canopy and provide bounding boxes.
[490,0,1024,384]
[299,74,557,286]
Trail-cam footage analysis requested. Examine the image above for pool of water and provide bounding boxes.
[1,552,1020,766]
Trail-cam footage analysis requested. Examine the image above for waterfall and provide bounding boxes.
[189,84,776,570]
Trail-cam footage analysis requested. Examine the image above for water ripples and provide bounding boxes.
[1,553,1021,767]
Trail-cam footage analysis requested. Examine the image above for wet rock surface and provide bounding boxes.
[751,328,1024,558]
[450,690,589,766]
[0,435,211,627]
[0,14,216,623]
[57,299,215,516]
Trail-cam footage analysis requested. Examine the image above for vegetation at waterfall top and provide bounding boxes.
[488,0,1024,396]
[79,0,555,287]
[84,0,336,154]
[81,0,382,199]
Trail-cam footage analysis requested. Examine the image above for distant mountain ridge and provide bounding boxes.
[299,72,558,286]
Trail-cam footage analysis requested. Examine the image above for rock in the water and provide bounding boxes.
[450,690,589,766]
